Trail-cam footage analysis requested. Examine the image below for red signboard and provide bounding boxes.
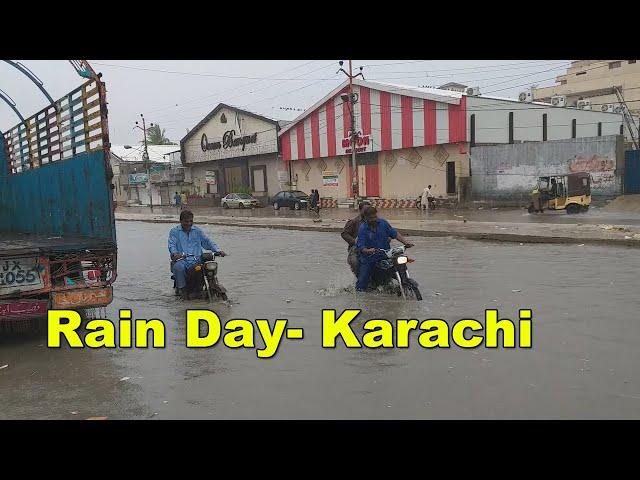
[341,134,371,154]
[0,300,49,318]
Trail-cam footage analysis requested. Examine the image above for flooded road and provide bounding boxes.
[2,221,640,419]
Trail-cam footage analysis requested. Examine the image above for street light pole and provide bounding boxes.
[337,61,365,205]
[135,114,153,211]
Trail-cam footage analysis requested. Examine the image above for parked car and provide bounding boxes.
[221,193,261,209]
[272,190,310,210]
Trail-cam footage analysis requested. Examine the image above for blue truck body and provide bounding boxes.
[0,77,117,323]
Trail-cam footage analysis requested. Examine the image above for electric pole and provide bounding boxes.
[337,60,364,204]
[135,114,153,211]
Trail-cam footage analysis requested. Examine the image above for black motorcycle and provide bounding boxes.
[171,252,228,302]
[366,245,422,301]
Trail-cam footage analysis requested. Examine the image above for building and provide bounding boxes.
[110,145,190,206]
[532,60,640,145]
[533,61,640,114]
[277,79,626,207]
[180,104,287,206]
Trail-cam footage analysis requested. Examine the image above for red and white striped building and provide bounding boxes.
[278,79,470,207]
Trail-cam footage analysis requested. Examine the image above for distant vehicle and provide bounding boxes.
[528,172,591,214]
[272,190,310,210]
[221,193,261,209]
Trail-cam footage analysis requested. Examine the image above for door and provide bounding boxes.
[251,166,267,193]
[225,166,244,194]
[365,164,380,197]
[625,150,640,194]
[446,161,456,195]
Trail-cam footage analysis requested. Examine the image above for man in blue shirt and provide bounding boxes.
[355,206,413,292]
[168,209,226,298]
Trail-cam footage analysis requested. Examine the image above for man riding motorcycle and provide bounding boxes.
[341,200,371,276]
[168,209,226,299]
[355,206,413,292]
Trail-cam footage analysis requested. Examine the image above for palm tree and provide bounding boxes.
[145,124,175,145]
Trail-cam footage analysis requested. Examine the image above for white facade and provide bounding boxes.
[466,96,624,144]
[182,106,278,164]
[181,104,284,201]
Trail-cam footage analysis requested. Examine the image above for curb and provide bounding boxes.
[115,216,640,248]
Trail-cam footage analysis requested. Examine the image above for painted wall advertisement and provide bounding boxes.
[322,172,339,187]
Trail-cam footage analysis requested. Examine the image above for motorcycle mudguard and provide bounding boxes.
[404,277,420,289]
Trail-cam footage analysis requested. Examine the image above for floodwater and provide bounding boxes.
[1,221,640,419]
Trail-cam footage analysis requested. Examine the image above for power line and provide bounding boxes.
[145,60,323,116]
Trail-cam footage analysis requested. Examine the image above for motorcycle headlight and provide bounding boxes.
[396,256,408,265]
[204,261,217,271]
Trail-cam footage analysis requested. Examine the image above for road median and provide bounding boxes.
[115,212,640,247]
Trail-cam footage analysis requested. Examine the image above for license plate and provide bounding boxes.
[51,287,113,309]
[0,300,49,318]
[0,257,47,295]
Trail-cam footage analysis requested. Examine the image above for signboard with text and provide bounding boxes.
[341,133,371,154]
[205,171,217,185]
[322,172,339,187]
[128,173,149,185]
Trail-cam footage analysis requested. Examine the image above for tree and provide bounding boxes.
[145,124,175,145]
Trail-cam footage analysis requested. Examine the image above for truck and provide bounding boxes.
[0,61,117,331]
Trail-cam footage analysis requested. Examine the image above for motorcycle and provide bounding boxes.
[365,245,422,301]
[170,252,228,302]
[415,196,437,210]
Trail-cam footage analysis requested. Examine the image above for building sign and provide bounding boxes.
[0,300,49,318]
[205,171,217,185]
[51,286,113,309]
[128,173,149,185]
[341,133,371,154]
[201,130,259,152]
[322,172,339,187]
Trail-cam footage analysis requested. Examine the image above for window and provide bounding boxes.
[598,122,602,137]
[609,61,622,69]
[508,112,514,144]
[542,113,548,141]
[576,71,586,76]
[560,80,567,85]
[572,119,577,138]
[620,124,624,135]
[629,60,637,64]
[470,114,476,147]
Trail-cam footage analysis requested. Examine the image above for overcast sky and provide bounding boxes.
[0,60,570,145]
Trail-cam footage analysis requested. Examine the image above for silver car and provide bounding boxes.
[221,193,260,209]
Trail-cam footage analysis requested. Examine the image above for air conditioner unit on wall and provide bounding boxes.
[518,90,533,102]
[466,87,480,96]
[551,95,566,107]
[576,99,592,110]
[601,104,615,113]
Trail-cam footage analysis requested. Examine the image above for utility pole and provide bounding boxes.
[135,114,154,211]
[337,60,364,205]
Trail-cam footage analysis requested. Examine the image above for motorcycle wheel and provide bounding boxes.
[404,284,423,301]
